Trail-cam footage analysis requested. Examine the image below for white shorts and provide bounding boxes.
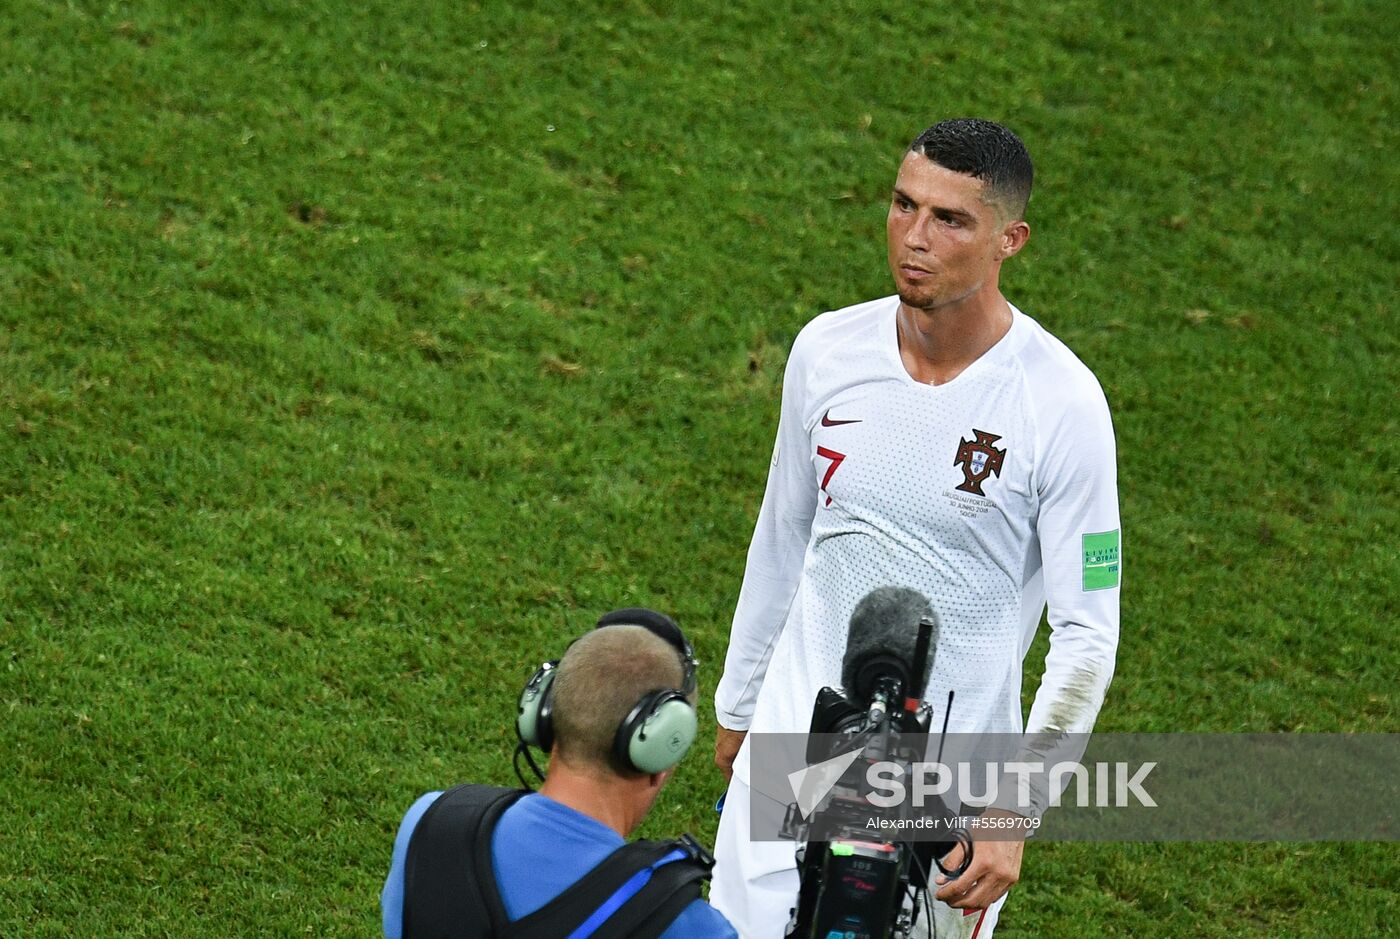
[711,775,1005,939]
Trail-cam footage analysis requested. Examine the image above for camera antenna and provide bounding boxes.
[934,689,954,767]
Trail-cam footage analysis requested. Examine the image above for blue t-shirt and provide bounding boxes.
[382,790,737,939]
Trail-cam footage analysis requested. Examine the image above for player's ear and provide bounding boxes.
[1000,219,1030,259]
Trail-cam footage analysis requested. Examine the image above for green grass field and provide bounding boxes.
[2,0,1396,935]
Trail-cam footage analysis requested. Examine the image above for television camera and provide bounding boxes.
[780,592,974,939]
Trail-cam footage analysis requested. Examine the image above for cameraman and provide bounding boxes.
[381,612,737,938]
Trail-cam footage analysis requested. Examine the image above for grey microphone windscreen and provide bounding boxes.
[840,587,938,702]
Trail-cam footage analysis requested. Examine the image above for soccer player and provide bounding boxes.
[710,119,1122,938]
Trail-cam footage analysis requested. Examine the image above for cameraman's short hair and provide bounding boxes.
[551,624,691,776]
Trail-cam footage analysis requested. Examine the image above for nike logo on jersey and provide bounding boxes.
[820,409,861,427]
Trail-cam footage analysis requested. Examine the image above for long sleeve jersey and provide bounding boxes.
[715,297,1121,784]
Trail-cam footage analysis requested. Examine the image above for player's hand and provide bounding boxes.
[714,726,747,783]
[933,809,1026,910]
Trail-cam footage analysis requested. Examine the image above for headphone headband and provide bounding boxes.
[594,607,698,697]
[516,608,699,781]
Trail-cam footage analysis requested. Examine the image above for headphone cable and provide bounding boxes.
[513,739,546,791]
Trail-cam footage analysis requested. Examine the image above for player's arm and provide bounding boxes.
[1025,378,1121,740]
[713,341,818,779]
[940,381,1121,911]
[1000,379,1121,812]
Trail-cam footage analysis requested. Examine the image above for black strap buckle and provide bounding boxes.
[676,833,715,872]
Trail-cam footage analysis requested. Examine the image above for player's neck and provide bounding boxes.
[896,291,1013,386]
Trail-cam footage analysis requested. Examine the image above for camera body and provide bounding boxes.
[781,682,970,939]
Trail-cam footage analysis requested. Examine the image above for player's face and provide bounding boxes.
[886,152,1017,312]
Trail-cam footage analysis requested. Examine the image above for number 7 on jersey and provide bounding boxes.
[816,446,846,507]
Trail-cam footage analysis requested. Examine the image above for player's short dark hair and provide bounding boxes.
[908,119,1034,220]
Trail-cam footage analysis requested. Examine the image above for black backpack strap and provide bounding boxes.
[498,840,677,939]
[585,835,715,939]
[403,784,527,939]
[406,787,717,939]
[505,833,714,939]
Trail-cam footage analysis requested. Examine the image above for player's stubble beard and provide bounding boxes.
[892,265,940,314]
[893,275,980,318]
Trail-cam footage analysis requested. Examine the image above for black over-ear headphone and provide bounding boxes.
[516,608,699,776]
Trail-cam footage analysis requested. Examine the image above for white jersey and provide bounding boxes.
[716,296,1121,777]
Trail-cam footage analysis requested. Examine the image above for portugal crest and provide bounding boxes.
[954,429,1006,496]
